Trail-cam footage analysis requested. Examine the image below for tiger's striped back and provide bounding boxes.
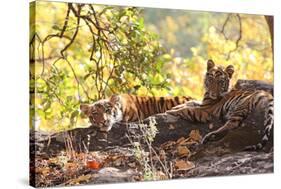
[119,94,192,122]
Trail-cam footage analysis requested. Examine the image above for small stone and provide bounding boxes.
[169,124,176,130]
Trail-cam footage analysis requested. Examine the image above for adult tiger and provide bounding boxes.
[167,59,273,151]
[80,94,194,132]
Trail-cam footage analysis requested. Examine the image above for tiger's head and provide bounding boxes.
[204,59,234,100]
[80,95,123,132]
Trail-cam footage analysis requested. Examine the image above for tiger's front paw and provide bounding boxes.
[166,106,178,114]
[166,109,177,115]
[201,131,226,144]
[166,109,183,118]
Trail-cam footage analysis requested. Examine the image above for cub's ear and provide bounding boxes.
[109,95,121,108]
[207,59,215,71]
[80,104,90,115]
[225,65,234,78]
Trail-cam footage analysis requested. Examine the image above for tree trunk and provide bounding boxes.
[265,15,274,56]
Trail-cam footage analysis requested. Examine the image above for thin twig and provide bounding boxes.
[226,14,242,60]
[221,14,232,40]
[60,4,71,38]
[60,4,82,57]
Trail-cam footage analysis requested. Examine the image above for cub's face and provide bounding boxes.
[204,59,234,100]
[80,95,123,132]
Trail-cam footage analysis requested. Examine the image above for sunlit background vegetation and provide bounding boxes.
[30,1,273,132]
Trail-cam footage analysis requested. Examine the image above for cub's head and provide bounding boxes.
[80,95,123,132]
[204,59,234,100]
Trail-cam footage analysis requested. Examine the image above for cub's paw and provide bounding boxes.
[166,109,180,116]
[201,131,226,144]
[171,104,186,111]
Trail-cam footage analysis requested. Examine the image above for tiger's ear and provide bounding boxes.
[80,104,90,115]
[207,59,215,71]
[225,65,234,78]
[109,95,121,108]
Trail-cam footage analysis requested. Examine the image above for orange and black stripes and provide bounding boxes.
[81,87,196,132]
[119,94,193,122]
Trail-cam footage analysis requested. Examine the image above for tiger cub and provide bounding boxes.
[167,59,273,150]
[80,94,193,132]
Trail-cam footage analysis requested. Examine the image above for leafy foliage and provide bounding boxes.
[30,2,273,131]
